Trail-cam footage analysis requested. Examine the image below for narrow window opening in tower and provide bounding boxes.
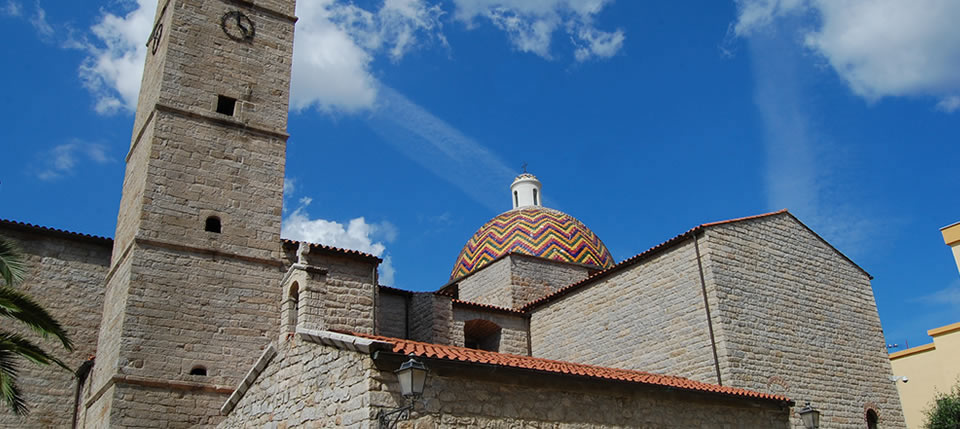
[533,189,539,206]
[866,409,879,429]
[216,95,237,116]
[205,216,222,233]
[189,366,207,376]
[514,191,518,208]
[289,283,300,328]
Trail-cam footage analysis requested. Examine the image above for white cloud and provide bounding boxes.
[452,0,624,61]
[733,0,960,109]
[37,142,113,181]
[290,0,444,112]
[76,0,156,114]
[281,198,397,285]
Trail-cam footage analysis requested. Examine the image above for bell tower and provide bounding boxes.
[84,0,298,426]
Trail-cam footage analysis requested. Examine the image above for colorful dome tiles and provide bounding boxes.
[451,207,615,280]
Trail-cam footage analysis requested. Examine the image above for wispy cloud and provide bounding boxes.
[281,197,397,285]
[36,142,113,181]
[29,1,52,37]
[452,0,624,61]
[1,1,21,17]
[732,0,960,111]
[746,19,878,255]
[367,86,516,211]
[936,96,960,113]
[914,280,960,310]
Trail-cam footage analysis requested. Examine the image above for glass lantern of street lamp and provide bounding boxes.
[395,356,428,398]
[797,402,820,429]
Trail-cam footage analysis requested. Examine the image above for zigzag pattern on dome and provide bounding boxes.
[451,207,615,280]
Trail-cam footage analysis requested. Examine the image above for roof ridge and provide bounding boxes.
[521,210,795,311]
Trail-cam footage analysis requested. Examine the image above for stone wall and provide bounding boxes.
[704,214,906,428]
[450,305,529,355]
[221,337,790,428]
[396,369,789,428]
[0,224,111,428]
[529,239,720,383]
[457,257,512,308]
[378,289,409,339]
[509,254,593,307]
[409,293,453,345]
[458,255,593,309]
[218,339,375,428]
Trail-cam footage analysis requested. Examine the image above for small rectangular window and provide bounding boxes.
[216,95,237,116]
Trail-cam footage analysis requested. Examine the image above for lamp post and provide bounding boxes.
[378,356,429,429]
[797,401,821,429]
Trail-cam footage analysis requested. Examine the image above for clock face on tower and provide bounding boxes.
[220,11,256,42]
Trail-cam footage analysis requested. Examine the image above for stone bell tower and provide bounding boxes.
[83,0,297,426]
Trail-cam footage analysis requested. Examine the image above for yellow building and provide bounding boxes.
[943,221,960,276]
[889,322,960,428]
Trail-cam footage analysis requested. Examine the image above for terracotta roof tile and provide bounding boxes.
[0,218,113,244]
[281,238,381,262]
[352,333,789,404]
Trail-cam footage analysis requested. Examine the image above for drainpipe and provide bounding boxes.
[693,232,723,386]
[72,357,95,429]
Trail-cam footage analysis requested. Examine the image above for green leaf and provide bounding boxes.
[0,237,26,287]
[0,287,73,351]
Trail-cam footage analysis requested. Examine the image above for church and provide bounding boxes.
[0,0,905,427]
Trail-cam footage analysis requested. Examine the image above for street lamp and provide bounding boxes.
[797,402,820,429]
[378,356,429,429]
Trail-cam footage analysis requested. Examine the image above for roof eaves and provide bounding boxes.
[355,333,790,405]
[281,238,382,263]
[0,218,113,245]
[452,298,527,315]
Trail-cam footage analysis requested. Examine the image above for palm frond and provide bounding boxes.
[0,237,26,287]
[0,347,29,415]
[0,288,73,351]
[0,333,70,371]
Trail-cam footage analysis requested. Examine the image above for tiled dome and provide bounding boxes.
[451,207,615,280]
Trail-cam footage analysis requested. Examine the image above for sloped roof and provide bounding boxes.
[522,209,871,311]
[0,218,113,245]
[280,238,382,262]
[350,332,790,404]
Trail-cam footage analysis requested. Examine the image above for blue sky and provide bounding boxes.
[1,0,958,351]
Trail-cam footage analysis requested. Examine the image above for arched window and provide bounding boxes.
[532,189,539,206]
[514,191,518,208]
[463,319,501,352]
[205,216,222,233]
[189,366,207,376]
[288,282,300,328]
[866,409,879,429]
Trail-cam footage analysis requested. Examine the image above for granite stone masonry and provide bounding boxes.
[0,222,111,428]
[704,214,906,428]
[530,239,720,383]
[458,254,593,309]
[219,333,791,429]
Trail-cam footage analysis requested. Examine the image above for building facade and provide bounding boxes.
[1,0,905,427]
